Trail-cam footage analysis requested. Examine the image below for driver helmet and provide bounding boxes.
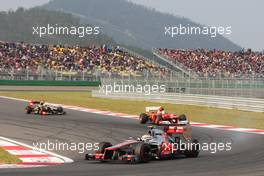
[40,101,45,105]
[159,106,164,111]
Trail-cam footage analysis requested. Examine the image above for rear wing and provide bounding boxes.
[29,100,40,104]
[145,106,161,112]
[164,126,186,134]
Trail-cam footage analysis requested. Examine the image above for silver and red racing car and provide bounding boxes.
[85,125,199,163]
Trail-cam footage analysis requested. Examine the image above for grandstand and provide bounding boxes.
[155,48,263,79]
[0,41,263,98]
[2,41,263,80]
[0,41,167,80]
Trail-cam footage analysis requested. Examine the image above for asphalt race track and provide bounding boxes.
[0,97,263,176]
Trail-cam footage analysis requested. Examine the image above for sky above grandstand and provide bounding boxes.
[0,0,263,51]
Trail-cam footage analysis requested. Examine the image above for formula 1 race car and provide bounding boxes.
[85,126,199,163]
[25,101,66,115]
[139,106,188,125]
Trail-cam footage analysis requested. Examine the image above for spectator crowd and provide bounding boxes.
[1,41,262,79]
[158,48,264,78]
[0,41,167,77]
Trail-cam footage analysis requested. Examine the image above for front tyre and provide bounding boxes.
[184,139,200,158]
[25,106,32,114]
[98,142,112,153]
[139,113,148,124]
[134,143,151,163]
[97,142,112,162]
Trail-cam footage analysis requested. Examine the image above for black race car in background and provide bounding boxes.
[25,101,66,115]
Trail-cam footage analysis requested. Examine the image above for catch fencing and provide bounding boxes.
[0,68,263,99]
[100,77,264,99]
[92,91,264,112]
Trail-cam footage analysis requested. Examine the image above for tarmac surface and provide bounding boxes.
[0,97,263,176]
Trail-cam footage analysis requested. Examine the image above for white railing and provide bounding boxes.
[92,91,264,112]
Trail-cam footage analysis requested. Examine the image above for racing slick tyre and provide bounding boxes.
[139,113,148,124]
[155,115,162,125]
[45,107,52,114]
[96,142,112,162]
[134,143,151,163]
[179,114,187,121]
[57,107,63,113]
[57,107,66,115]
[25,106,32,114]
[98,142,112,153]
[184,139,200,158]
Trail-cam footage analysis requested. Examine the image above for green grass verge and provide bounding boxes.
[0,147,21,164]
[0,91,263,129]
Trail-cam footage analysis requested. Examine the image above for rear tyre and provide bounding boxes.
[57,107,63,113]
[57,107,65,115]
[139,113,148,124]
[179,114,187,121]
[184,139,200,158]
[134,143,151,163]
[85,154,90,160]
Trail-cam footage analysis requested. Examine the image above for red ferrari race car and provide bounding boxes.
[25,100,66,115]
[139,106,188,125]
[85,126,199,163]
